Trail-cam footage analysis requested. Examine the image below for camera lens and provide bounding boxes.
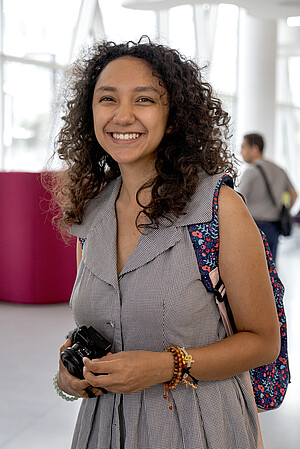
[61,326,111,383]
[61,344,91,379]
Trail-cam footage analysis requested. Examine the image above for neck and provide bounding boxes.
[118,163,156,206]
[251,154,263,163]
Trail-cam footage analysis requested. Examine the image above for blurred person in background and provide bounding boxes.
[238,133,297,261]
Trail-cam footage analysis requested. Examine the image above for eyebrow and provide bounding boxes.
[95,86,160,94]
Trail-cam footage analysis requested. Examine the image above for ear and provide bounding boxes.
[165,125,172,135]
[252,144,260,155]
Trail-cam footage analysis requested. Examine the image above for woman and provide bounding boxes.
[54,37,280,449]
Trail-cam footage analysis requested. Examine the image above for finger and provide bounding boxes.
[85,386,104,397]
[60,339,72,354]
[90,352,114,362]
[71,378,91,398]
[83,367,112,389]
[84,386,96,398]
[83,357,111,374]
[56,368,90,398]
[73,378,90,390]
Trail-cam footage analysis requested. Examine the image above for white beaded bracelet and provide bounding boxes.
[53,372,79,402]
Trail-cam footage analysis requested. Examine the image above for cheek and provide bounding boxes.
[93,113,105,141]
[93,121,101,143]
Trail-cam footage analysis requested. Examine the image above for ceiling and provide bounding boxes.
[122,0,300,19]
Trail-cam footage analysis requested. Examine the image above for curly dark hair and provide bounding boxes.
[50,36,236,232]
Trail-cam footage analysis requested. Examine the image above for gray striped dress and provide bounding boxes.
[69,171,258,449]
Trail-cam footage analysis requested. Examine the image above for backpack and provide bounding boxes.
[188,174,290,411]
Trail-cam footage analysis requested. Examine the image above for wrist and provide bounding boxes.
[161,346,198,410]
[156,351,174,384]
[53,372,79,402]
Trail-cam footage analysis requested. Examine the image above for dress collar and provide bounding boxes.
[70,170,223,239]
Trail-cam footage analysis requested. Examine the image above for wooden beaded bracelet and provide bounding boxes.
[164,346,184,389]
[163,346,197,410]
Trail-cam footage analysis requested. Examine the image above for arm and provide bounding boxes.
[284,170,297,209]
[187,185,280,380]
[83,186,280,393]
[57,239,102,398]
[289,187,298,209]
[76,238,83,269]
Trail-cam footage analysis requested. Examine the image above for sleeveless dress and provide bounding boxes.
[69,171,258,449]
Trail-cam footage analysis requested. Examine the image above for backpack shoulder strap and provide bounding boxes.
[189,175,290,411]
[255,164,277,207]
[188,174,233,292]
[188,175,235,335]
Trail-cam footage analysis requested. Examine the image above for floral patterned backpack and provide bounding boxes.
[188,175,290,411]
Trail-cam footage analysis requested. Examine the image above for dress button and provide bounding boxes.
[106,320,115,327]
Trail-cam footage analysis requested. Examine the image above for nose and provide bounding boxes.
[112,101,135,126]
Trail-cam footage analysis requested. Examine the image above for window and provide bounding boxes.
[276,54,300,204]
[3,62,60,171]
[3,0,80,65]
[209,4,239,97]
[100,0,156,43]
[0,0,82,171]
[169,5,196,59]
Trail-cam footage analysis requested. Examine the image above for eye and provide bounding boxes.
[136,97,155,104]
[99,96,115,103]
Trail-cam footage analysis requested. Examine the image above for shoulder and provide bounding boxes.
[219,184,250,221]
[261,159,293,186]
[240,164,259,181]
[69,177,122,238]
[191,170,226,202]
[175,171,228,226]
[238,165,259,190]
[238,164,261,197]
[261,159,285,175]
[218,184,263,256]
[218,184,267,291]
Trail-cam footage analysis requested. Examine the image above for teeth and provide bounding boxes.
[112,133,140,140]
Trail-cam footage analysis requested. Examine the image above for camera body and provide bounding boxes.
[61,325,112,379]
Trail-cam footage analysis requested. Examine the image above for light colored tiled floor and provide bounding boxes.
[1,227,300,449]
[258,226,300,448]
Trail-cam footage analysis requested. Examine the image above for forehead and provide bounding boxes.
[95,56,164,90]
[242,138,251,147]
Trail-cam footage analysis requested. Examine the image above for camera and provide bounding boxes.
[61,325,112,379]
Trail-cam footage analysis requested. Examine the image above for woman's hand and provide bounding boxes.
[83,350,174,394]
[58,339,103,398]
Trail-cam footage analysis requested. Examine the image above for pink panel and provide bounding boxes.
[0,172,77,304]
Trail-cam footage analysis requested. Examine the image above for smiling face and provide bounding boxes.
[92,56,170,173]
